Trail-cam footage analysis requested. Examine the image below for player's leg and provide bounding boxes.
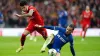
[16,23,35,52]
[30,33,33,40]
[81,24,89,41]
[41,34,54,52]
[37,28,48,40]
[16,30,30,52]
[83,24,89,38]
[30,31,37,42]
[21,30,30,46]
[36,28,54,52]
[52,39,61,56]
[81,23,85,41]
[48,41,61,56]
[81,26,85,41]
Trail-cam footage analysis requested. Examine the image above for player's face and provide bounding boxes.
[20,5,27,12]
[86,6,90,11]
[66,26,73,34]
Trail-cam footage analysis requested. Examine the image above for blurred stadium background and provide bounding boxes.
[0,0,100,56]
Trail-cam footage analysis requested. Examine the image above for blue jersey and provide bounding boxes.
[58,10,68,28]
[0,12,3,24]
[44,26,75,56]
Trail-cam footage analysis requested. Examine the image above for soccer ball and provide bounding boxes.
[48,49,57,56]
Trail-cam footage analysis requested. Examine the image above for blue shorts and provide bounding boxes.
[48,36,68,53]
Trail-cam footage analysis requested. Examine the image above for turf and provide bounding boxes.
[0,36,100,56]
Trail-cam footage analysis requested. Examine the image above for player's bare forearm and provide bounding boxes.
[21,9,34,17]
[20,14,32,17]
[15,14,32,18]
[35,25,62,31]
[16,9,34,18]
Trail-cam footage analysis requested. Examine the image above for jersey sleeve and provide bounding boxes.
[44,26,65,31]
[28,6,35,12]
[69,34,73,47]
[27,6,36,16]
[64,11,68,16]
[69,35,75,56]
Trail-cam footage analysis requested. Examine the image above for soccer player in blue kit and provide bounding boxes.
[38,6,68,54]
[35,24,75,56]
[57,6,68,28]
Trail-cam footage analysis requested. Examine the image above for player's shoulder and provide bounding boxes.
[57,27,66,32]
[90,11,93,13]
[81,10,85,14]
[28,5,36,10]
[82,10,86,13]
[60,27,66,30]
[68,34,73,41]
[61,28,66,33]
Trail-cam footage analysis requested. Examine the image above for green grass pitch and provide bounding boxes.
[0,36,100,56]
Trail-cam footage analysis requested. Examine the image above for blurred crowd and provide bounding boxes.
[0,0,100,28]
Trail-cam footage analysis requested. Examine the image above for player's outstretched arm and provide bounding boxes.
[70,41,75,56]
[15,9,34,17]
[44,26,64,31]
[35,25,65,32]
[35,24,63,30]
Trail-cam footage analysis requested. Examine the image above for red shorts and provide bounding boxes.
[25,22,47,38]
[81,22,90,30]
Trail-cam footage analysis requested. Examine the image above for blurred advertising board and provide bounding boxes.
[0,28,100,37]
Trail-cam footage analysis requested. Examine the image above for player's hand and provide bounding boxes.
[35,24,43,28]
[15,14,22,18]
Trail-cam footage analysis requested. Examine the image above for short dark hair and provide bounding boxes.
[20,0,27,6]
[69,24,75,30]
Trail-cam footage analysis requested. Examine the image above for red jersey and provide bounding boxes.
[81,11,93,24]
[26,5,44,25]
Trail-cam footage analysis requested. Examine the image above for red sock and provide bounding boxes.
[20,34,26,46]
[83,31,86,38]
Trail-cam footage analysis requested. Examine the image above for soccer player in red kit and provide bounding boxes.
[80,5,94,41]
[15,1,48,52]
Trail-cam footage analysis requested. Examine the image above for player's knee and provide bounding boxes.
[50,34,54,37]
[23,30,30,35]
[43,36,47,40]
[21,34,26,40]
[22,34,26,37]
[42,32,48,40]
[47,44,52,49]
